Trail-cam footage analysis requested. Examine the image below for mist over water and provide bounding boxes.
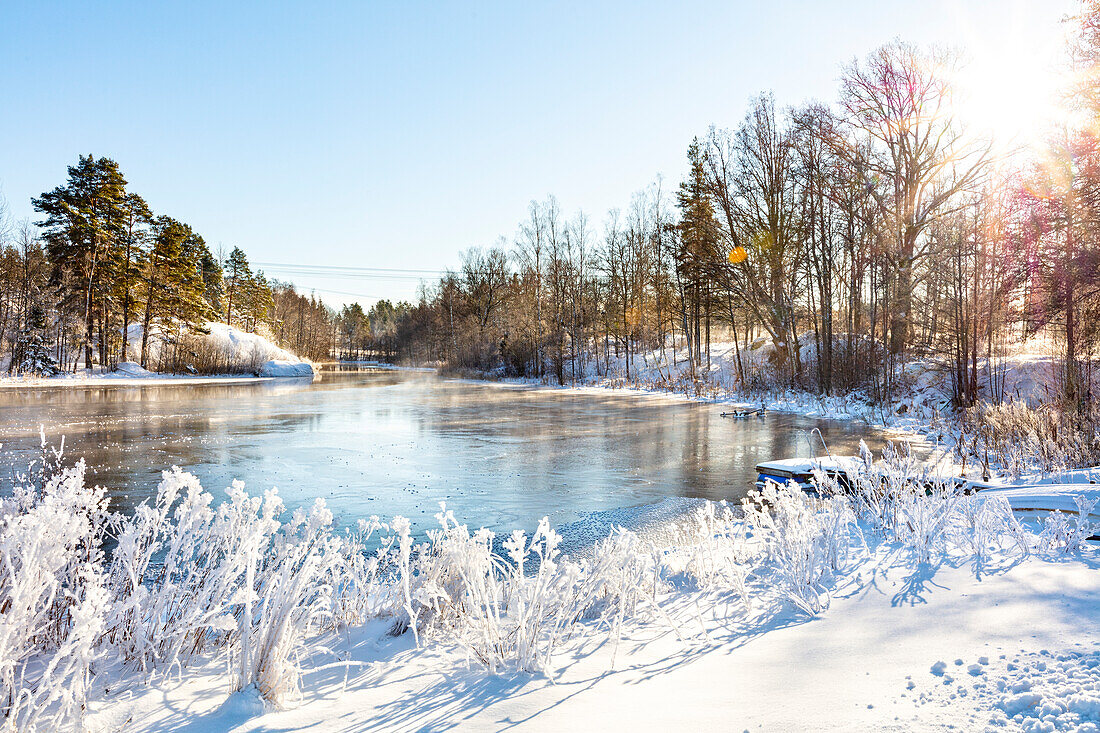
[0,367,886,537]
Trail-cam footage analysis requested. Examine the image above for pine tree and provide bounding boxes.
[15,304,58,376]
[116,193,152,363]
[246,271,274,333]
[134,219,221,370]
[199,247,224,317]
[173,231,218,328]
[676,139,719,372]
[224,247,252,327]
[140,216,189,367]
[33,155,128,370]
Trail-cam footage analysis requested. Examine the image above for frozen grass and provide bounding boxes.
[958,401,1100,478]
[1,441,1098,730]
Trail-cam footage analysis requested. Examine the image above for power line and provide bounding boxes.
[304,287,387,301]
[254,262,445,275]
[262,269,431,281]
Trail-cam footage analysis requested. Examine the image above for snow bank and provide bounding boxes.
[201,322,306,367]
[979,484,1100,520]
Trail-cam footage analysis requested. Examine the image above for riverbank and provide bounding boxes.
[91,547,1100,733]
[0,321,317,387]
[74,465,1099,733]
[0,364,316,389]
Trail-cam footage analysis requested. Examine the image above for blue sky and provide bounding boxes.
[0,0,1077,307]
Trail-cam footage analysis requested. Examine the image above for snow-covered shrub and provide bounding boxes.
[953,494,1031,564]
[1038,495,1100,555]
[834,443,959,562]
[105,471,282,675]
[326,517,396,628]
[104,468,210,668]
[105,469,344,707]
[742,480,858,616]
[567,527,655,668]
[388,505,614,675]
[891,479,959,564]
[10,306,59,377]
[834,440,903,531]
[491,519,569,672]
[236,499,341,707]
[675,500,752,605]
[816,441,1043,568]
[963,401,1100,476]
[0,462,110,733]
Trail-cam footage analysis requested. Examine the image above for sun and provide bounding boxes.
[948,11,1074,150]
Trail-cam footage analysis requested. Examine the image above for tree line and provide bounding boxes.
[0,156,336,374]
[346,21,1100,410]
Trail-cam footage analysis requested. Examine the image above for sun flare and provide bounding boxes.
[950,14,1073,149]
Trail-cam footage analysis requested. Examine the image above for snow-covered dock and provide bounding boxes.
[758,454,1100,528]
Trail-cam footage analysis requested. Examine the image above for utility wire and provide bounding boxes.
[254,262,445,275]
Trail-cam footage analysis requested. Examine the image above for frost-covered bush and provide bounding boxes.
[236,498,342,706]
[1038,495,1100,555]
[742,480,859,616]
[953,494,1031,564]
[814,441,1040,566]
[674,500,751,604]
[385,504,654,674]
[105,471,286,677]
[962,401,1100,476]
[0,462,391,726]
[105,469,345,707]
[326,517,396,628]
[0,462,110,733]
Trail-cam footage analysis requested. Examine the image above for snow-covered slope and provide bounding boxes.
[200,322,311,370]
[125,321,317,377]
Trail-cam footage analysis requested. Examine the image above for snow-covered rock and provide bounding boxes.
[258,359,316,378]
[112,361,154,377]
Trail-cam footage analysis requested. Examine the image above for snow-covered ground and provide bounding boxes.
[3,454,1090,733]
[93,550,1099,733]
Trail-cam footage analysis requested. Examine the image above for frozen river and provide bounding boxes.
[0,367,885,538]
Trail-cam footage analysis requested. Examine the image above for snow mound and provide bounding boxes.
[125,321,315,375]
[202,322,304,365]
[922,650,1100,731]
[112,361,154,377]
[258,360,316,378]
